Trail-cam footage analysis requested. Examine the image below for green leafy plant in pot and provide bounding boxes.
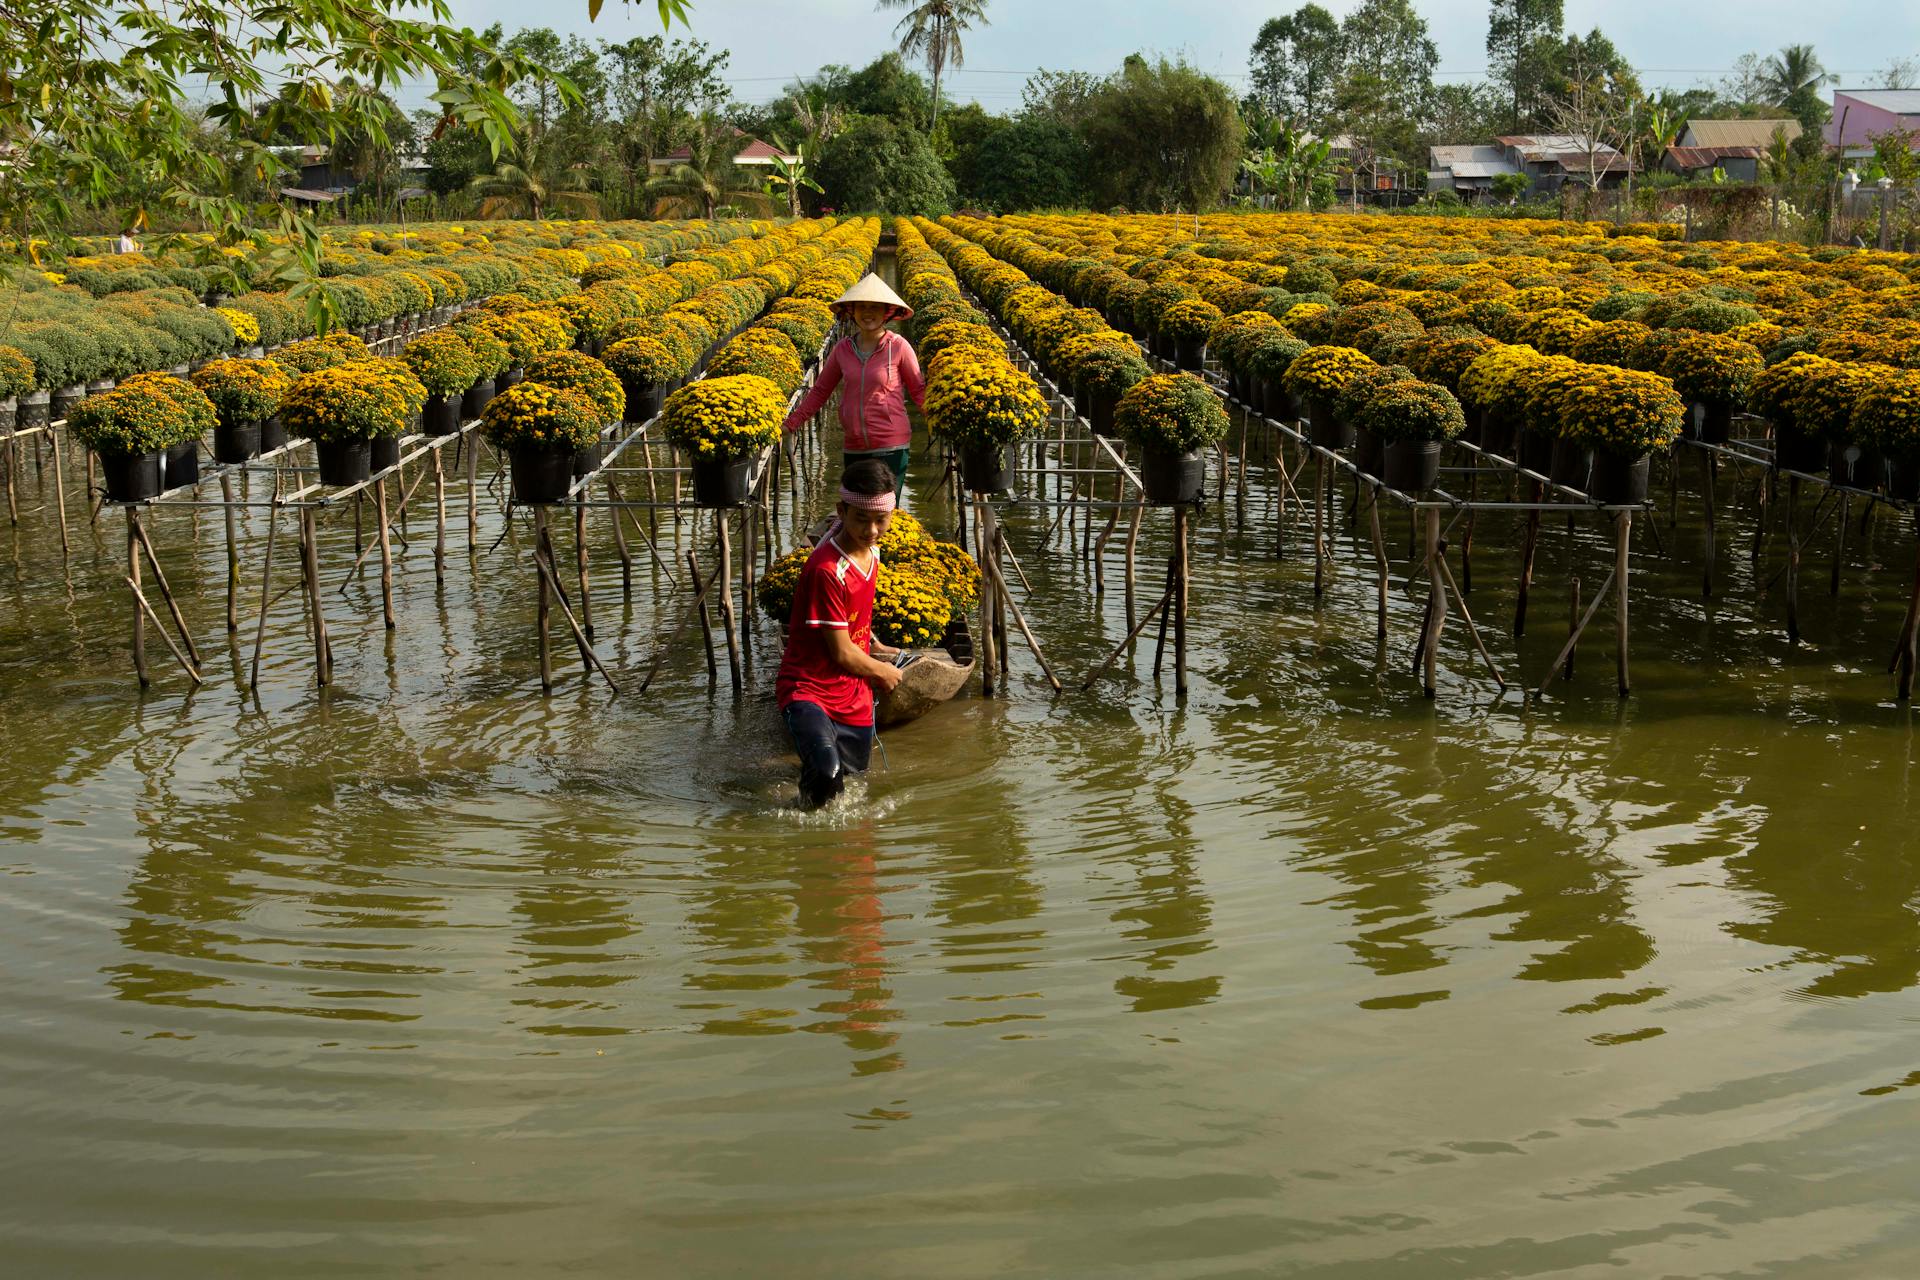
[1161,297,1225,372]
[523,349,626,478]
[1114,372,1229,505]
[657,374,788,507]
[1073,343,1153,438]
[1661,332,1763,444]
[1281,344,1374,449]
[601,336,683,424]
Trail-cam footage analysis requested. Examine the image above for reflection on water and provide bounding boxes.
[6,402,1920,1275]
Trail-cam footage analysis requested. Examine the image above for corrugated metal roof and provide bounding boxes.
[1667,146,1763,168]
[1681,119,1800,149]
[1450,160,1520,179]
[1429,144,1506,165]
[1836,89,1920,115]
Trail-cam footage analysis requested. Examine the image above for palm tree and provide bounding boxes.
[642,115,771,218]
[467,133,599,220]
[1759,44,1835,119]
[874,0,988,132]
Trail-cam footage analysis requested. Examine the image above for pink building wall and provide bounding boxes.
[1827,94,1919,147]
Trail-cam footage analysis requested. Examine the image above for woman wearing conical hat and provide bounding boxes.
[782,273,924,498]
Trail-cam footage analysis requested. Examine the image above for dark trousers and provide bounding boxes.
[843,447,909,500]
[783,699,875,807]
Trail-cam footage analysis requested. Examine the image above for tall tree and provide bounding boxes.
[1340,0,1438,115]
[814,115,956,214]
[1081,55,1243,211]
[601,35,731,213]
[874,0,989,132]
[1247,6,1344,132]
[1020,70,1108,133]
[1486,0,1565,132]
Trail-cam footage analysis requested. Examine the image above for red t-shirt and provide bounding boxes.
[776,535,880,725]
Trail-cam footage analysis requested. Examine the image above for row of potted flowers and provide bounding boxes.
[68,219,865,502]
[931,212,1920,497]
[904,218,1231,504]
[484,217,880,506]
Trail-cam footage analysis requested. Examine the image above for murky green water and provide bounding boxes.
[7,340,1920,1275]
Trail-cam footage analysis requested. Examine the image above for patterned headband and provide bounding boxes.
[838,487,896,512]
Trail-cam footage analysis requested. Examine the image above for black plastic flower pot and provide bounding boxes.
[511,447,575,504]
[163,441,200,489]
[1087,390,1120,438]
[1518,426,1554,474]
[1383,439,1442,494]
[1830,440,1882,490]
[938,614,974,665]
[621,379,666,424]
[1459,403,1484,447]
[214,419,261,464]
[499,367,525,389]
[20,391,49,430]
[260,416,288,453]
[460,378,495,421]
[1589,452,1653,505]
[423,393,461,437]
[100,451,164,503]
[52,385,84,422]
[1352,424,1385,478]
[1478,413,1516,459]
[1172,337,1206,371]
[0,398,15,433]
[371,437,401,473]
[1549,436,1593,492]
[958,444,1013,494]
[1693,400,1731,445]
[573,441,606,478]
[690,454,755,507]
[1140,447,1206,505]
[1773,418,1825,474]
[1258,377,1295,422]
[316,439,372,487]
[1887,450,1920,504]
[1307,398,1354,450]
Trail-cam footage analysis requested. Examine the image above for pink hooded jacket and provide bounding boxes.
[782,330,925,452]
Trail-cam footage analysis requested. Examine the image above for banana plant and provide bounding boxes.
[764,141,823,218]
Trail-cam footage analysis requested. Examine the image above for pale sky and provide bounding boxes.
[404,0,1920,112]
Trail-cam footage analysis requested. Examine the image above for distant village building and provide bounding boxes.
[1426,136,1631,199]
[1826,90,1920,154]
[1662,119,1802,182]
[1495,135,1634,193]
[648,130,799,172]
[1425,144,1522,203]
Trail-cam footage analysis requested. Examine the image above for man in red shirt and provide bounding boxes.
[776,460,905,808]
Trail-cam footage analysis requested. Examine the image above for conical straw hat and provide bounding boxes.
[832,273,913,321]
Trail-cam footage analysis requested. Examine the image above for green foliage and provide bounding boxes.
[955,119,1090,212]
[1080,57,1242,212]
[815,116,955,215]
